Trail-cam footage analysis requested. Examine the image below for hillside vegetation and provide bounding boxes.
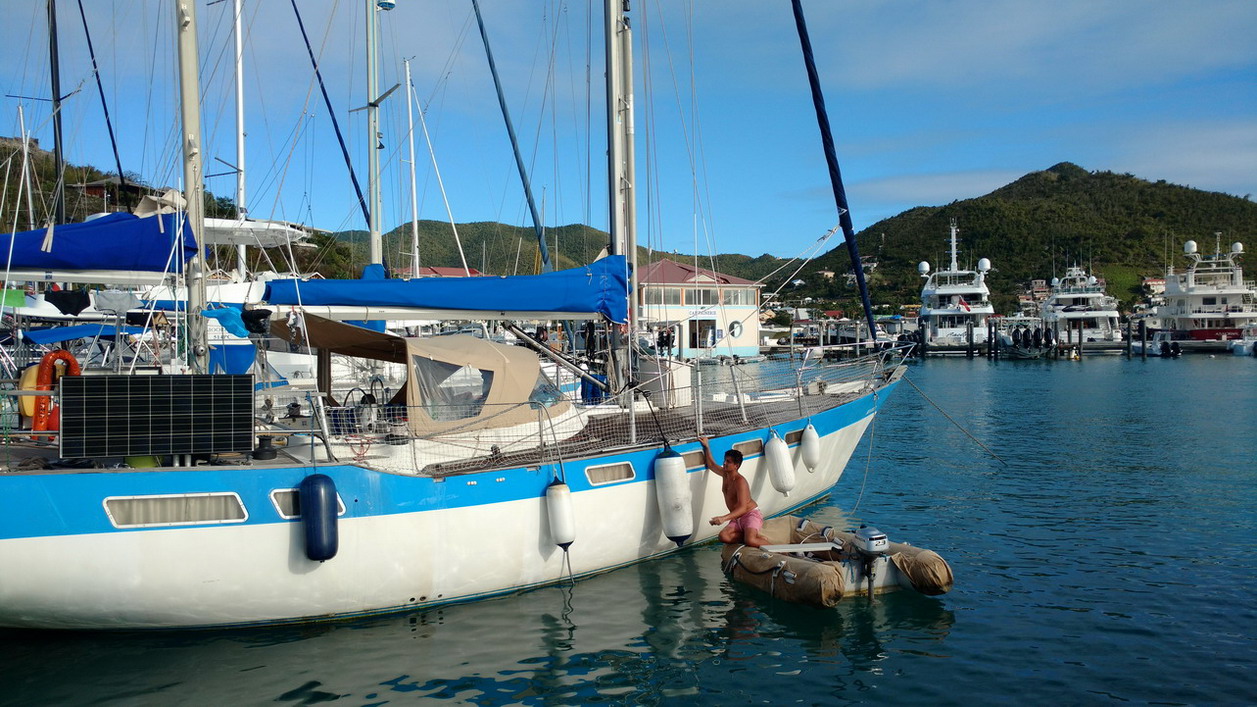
[7,146,1254,313]
[804,163,1257,312]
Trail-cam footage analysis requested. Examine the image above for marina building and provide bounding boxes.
[637,258,762,359]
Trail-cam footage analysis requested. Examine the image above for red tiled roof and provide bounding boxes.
[638,258,757,286]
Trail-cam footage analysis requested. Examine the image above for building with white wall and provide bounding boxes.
[637,258,762,358]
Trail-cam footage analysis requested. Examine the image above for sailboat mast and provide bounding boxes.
[604,0,635,392]
[404,58,419,274]
[176,0,208,372]
[233,0,247,276]
[232,0,246,275]
[47,0,66,225]
[365,0,382,265]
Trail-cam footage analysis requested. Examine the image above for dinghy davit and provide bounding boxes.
[720,516,953,608]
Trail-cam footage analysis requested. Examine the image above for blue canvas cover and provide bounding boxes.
[21,324,146,345]
[264,256,631,323]
[0,213,198,273]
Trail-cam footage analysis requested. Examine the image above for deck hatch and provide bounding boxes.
[104,492,248,528]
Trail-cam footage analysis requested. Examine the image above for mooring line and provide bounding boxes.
[903,373,1008,466]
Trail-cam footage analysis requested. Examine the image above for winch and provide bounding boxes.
[853,525,889,555]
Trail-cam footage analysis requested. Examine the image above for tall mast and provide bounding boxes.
[404,58,419,274]
[618,4,638,321]
[176,0,208,372]
[47,0,66,225]
[604,0,626,257]
[604,0,638,398]
[365,0,382,265]
[232,0,247,276]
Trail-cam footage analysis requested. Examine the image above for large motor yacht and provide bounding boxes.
[1040,265,1123,342]
[1156,238,1256,341]
[918,220,994,345]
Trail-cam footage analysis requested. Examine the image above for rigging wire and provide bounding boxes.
[902,373,1007,466]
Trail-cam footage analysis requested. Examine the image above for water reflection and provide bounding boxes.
[0,545,955,705]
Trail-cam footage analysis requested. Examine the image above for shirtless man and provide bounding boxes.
[698,436,766,547]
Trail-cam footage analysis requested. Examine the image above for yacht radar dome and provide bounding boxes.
[1232,242,1244,254]
[918,261,931,275]
[1088,275,1098,285]
[1051,277,1060,287]
[977,258,992,273]
[1184,240,1198,255]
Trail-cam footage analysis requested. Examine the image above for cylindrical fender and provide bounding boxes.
[653,450,693,546]
[765,432,795,496]
[545,481,576,549]
[300,474,339,561]
[800,424,821,472]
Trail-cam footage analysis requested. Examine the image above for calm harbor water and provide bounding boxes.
[2,355,1254,705]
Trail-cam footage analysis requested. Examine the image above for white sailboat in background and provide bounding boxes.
[0,0,910,629]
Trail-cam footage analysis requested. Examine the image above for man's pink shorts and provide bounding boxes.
[728,508,764,531]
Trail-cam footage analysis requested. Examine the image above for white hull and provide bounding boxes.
[0,405,877,629]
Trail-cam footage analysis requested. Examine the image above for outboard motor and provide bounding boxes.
[1170,341,1181,357]
[1160,341,1171,357]
[1011,328,1022,347]
[1032,328,1043,347]
[853,525,890,600]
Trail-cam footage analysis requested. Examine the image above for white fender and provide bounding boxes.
[765,432,795,496]
[545,481,576,549]
[653,450,693,546]
[801,424,821,472]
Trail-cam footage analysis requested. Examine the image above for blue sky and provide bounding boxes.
[3,1,1254,266]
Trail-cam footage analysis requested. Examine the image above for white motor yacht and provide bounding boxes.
[1040,265,1123,342]
[1155,238,1256,341]
[918,220,994,346]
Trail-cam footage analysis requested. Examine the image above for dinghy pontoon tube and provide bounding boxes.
[720,516,952,607]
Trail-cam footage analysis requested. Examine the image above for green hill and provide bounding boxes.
[801,163,1257,312]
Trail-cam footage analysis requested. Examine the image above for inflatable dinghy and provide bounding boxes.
[720,515,953,608]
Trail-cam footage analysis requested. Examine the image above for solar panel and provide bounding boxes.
[59,375,254,458]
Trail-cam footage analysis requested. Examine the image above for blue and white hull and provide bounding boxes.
[0,378,894,630]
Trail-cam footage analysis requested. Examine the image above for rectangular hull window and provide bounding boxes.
[104,493,248,528]
[585,462,635,486]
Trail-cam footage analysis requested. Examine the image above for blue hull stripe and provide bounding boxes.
[0,383,893,541]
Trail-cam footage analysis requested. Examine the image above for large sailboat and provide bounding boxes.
[917,220,994,346]
[0,1,908,629]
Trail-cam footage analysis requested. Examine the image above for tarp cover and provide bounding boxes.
[22,324,146,345]
[263,255,631,323]
[0,213,197,272]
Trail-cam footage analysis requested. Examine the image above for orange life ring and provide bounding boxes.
[32,350,81,435]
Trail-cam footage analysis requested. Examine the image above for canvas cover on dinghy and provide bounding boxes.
[271,314,569,436]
